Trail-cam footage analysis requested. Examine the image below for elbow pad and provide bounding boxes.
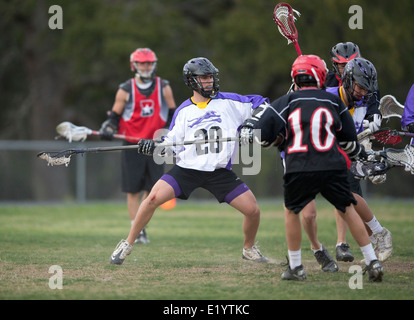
[339,141,367,160]
[251,102,270,123]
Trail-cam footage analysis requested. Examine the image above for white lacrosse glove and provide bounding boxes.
[240,120,255,145]
[363,114,382,133]
[367,154,387,184]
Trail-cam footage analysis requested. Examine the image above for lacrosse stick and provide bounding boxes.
[37,136,239,167]
[371,128,414,146]
[56,121,141,143]
[366,144,414,174]
[273,3,302,56]
[379,95,404,119]
[357,128,373,141]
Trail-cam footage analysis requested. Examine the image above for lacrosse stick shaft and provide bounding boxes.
[42,137,240,156]
[293,41,302,56]
[88,129,141,142]
[357,128,372,141]
[56,121,141,142]
[95,136,239,153]
[396,131,414,138]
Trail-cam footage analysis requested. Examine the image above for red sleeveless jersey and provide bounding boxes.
[118,77,167,142]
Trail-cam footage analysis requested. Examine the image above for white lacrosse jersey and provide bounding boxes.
[164,92,268,171]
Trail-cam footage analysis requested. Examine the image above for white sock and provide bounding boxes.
[311,245,323,254]
[288,249,302,269]
[365,216,383,234]
[360,243,377,265]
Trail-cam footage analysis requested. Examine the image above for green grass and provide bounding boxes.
[0,199,413,300]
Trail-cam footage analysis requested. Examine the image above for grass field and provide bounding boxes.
[0,199,413,303]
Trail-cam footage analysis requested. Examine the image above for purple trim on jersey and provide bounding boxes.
[326,86,340,96]
[225,158,232,170]
[160,174,182,198]
[169,98,193,130]
[326,86,364,108]
[215,92,269,109]
[224,183,249,204]
[402,84,414,128]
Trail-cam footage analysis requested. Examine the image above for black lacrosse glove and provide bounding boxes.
[350,144,368,161]
[137,139,156,156]
[99,111,121,140]
[407,123,414,133]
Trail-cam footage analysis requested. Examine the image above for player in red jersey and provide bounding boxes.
[254,55,383,282]
[99,48,176,243]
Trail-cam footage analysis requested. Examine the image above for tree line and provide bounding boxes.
[1,0,413,200]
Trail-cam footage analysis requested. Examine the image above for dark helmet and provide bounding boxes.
[330,42,360,77]
[342,57,378,104]
[183,57,219,98]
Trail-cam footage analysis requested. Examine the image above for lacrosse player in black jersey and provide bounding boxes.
[245,54,384,281]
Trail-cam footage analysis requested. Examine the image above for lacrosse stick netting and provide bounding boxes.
[379,95,404,119]
[373,145,414,174]
[37,150,75,167]
[372,128,402,146]
[56,122,91,142]
[273,3,302,56]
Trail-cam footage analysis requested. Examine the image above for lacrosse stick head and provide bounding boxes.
[56,122,91,143]
[273,3,301,53]
[37,150,76,167]
[373,128,402,146]
[379,95,404,119]
[380,145,414,174]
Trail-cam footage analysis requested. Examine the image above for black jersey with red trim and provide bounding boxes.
[257,88,357,174]
[326,71,341,87]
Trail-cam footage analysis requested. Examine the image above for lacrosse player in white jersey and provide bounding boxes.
[110,57,270,265]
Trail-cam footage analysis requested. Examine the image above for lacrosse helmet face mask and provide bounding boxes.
[342,57,378,105]
[183,57,219,98]
[130,48,157,83]
[330,42,360,77]
[291,54,328,89]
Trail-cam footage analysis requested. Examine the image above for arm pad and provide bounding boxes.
[339,141,367,160]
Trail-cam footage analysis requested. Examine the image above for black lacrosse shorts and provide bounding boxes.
[283,170,357,214]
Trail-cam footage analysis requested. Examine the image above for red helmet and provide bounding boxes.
[291,54,328,89]
[130,48,157,81]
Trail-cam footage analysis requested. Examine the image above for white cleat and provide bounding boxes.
[110,240,133,265]
[373,228,393,262]
[242,245,269,262]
